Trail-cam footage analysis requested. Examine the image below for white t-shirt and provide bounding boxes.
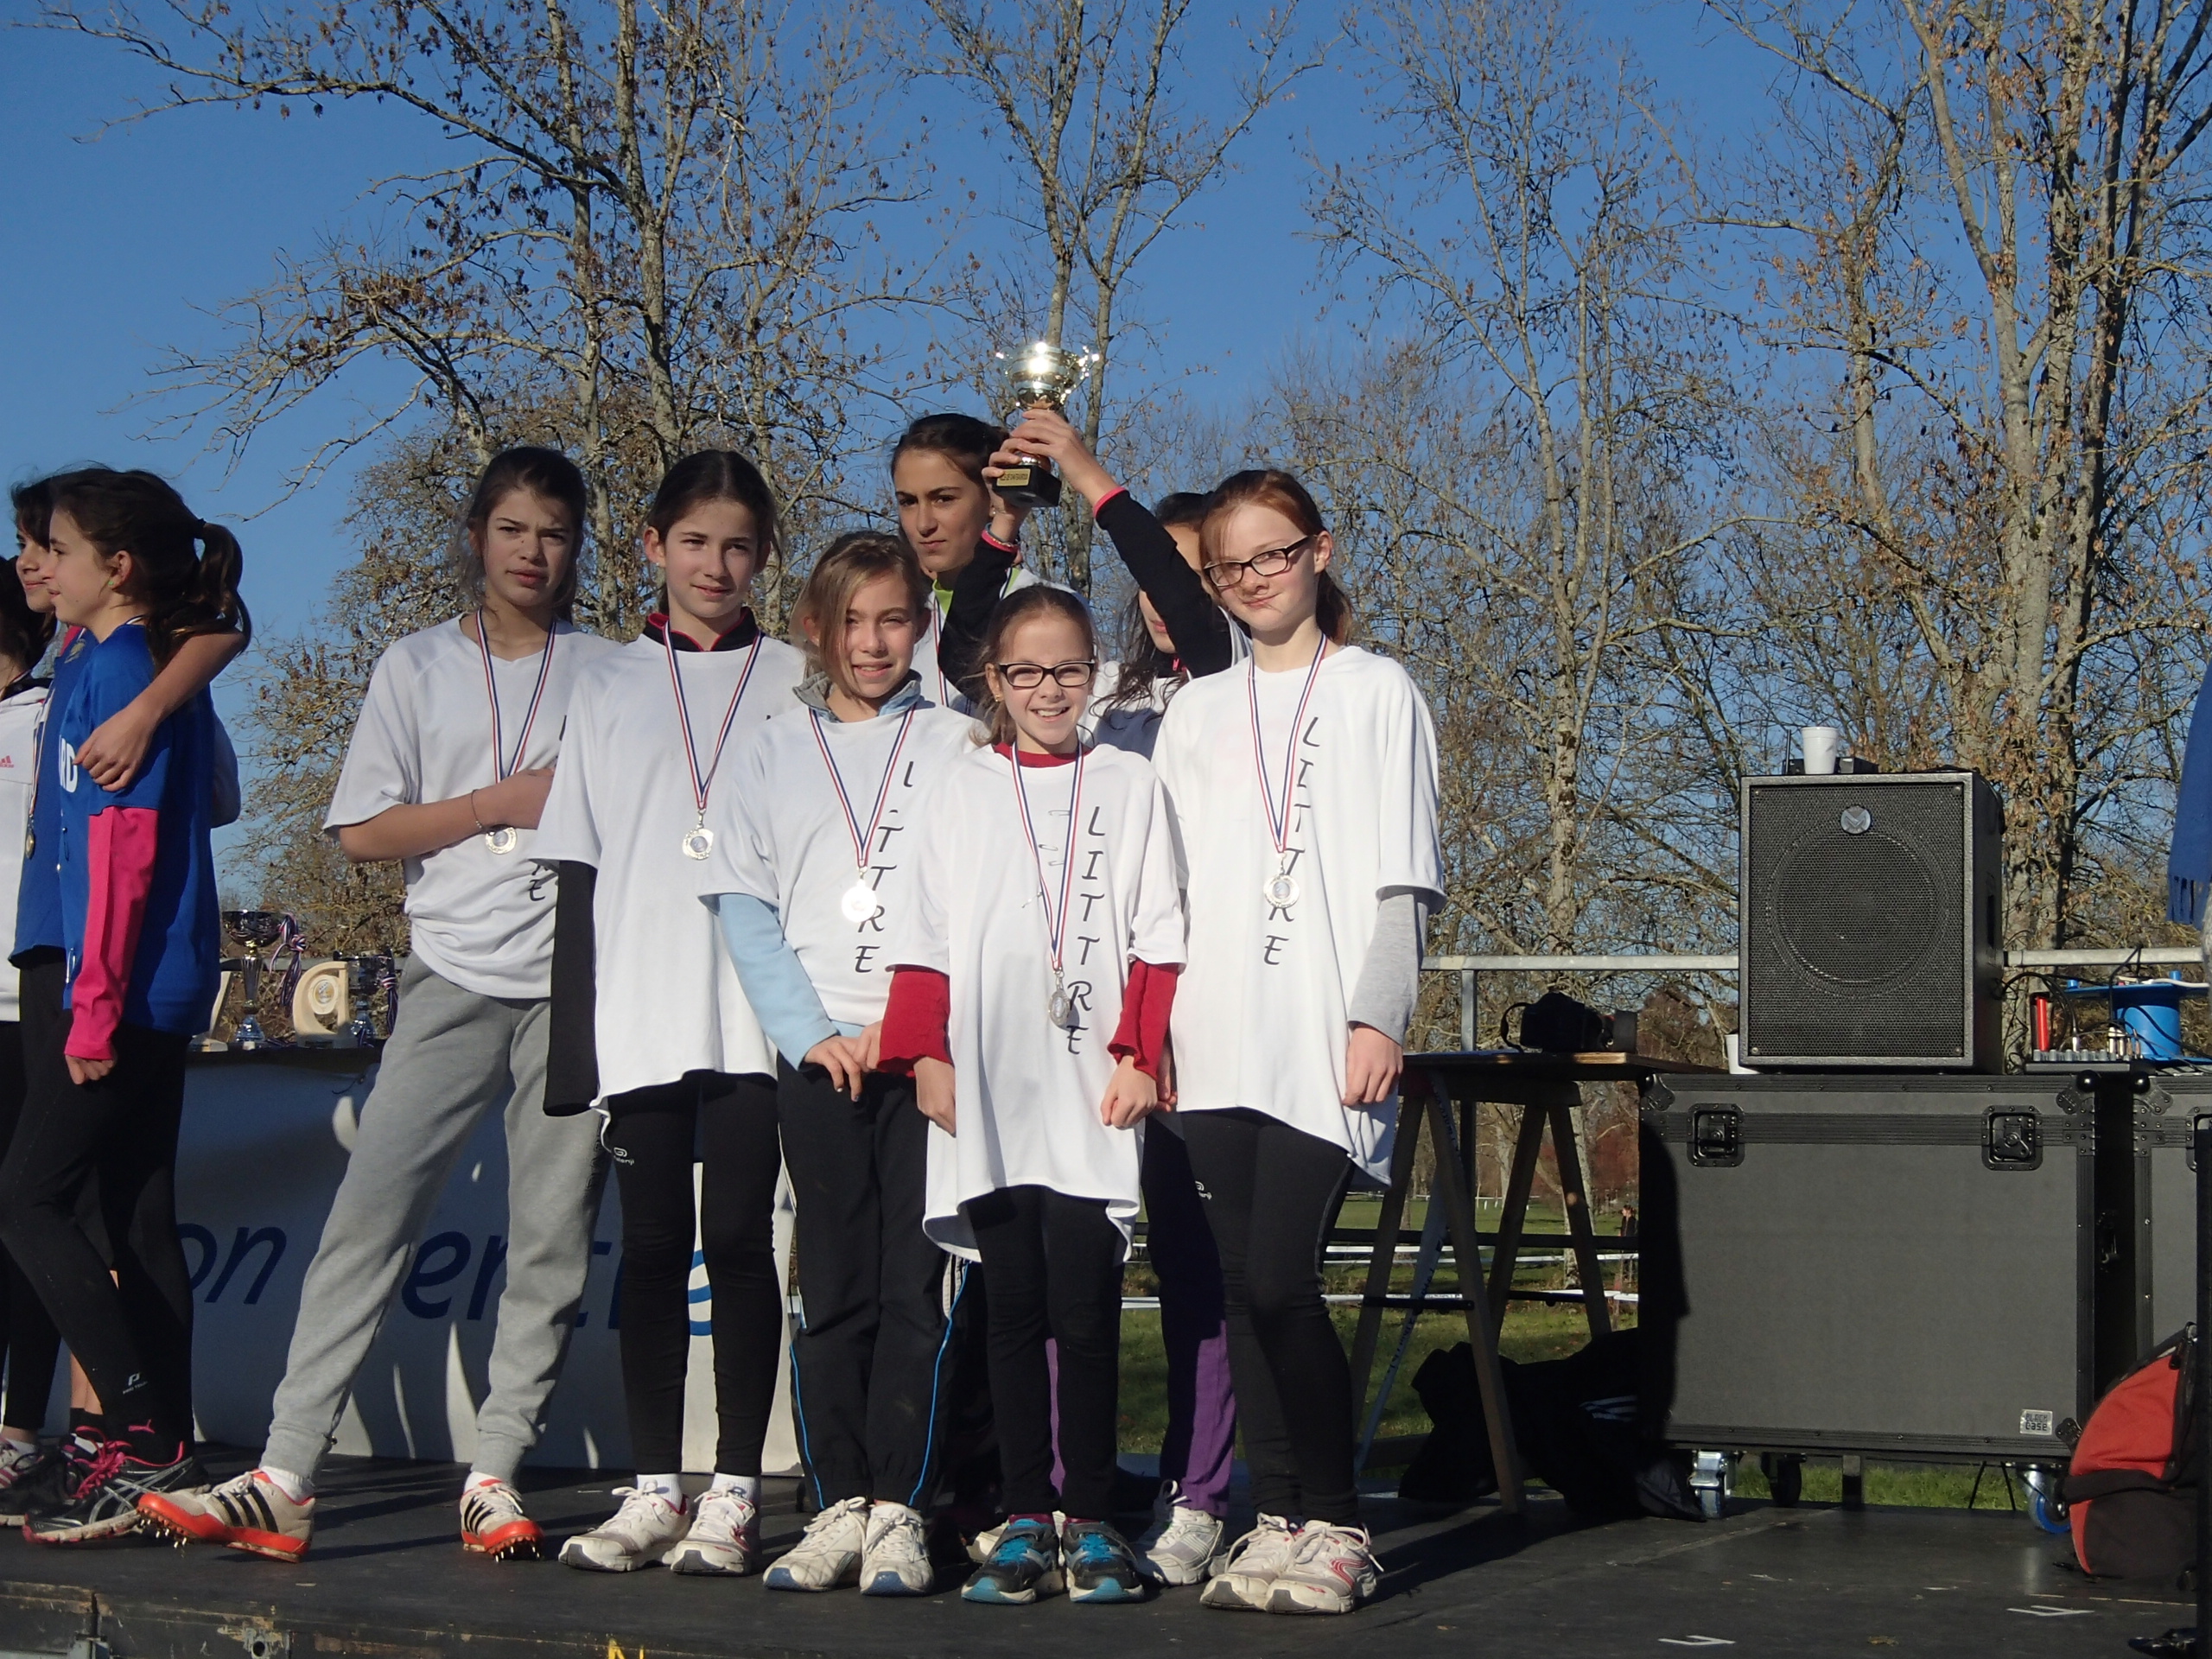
[1152,645,1444,1182]
[912,563,1042,709]
[895,742,1185,1259]
[706,698,978,1027]
[0,684,48,1020]
[534,627,808,1098]
[325,618,619,1000]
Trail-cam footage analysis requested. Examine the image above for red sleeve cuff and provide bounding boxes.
[878,967,952,1075]
[981,530,1018,554]
[1091,486,1129,519]
[1109,960,1180,1080]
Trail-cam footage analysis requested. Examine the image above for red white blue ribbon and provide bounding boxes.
[474,610,558,780]
[810,707,918,873]
[664,627,762,820]
[1009,747,1086,979]
[1248,641,1329,864]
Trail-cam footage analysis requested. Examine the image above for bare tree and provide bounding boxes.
[920,0,1308,591]
[1713,0,2212,950]
[42,0,929,634]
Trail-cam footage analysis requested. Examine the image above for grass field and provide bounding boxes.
[1116,1203,2046,1515]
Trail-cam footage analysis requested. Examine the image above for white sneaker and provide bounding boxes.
[860,1501,933,1596]
[1267,1520,1382,1614]
[558,1487,690,1572]
[1200,1513,1300,1610]
[1136,1492,1224,1586]
[764,1494,868,1592]
[667,1487,761,1576]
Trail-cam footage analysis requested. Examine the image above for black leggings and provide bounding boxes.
[963,1185,1122,1520]
[0,1014,193,1448]
[0,1010,60,1433]
[1181,1109,1357,1523]
[603,1072,783,1476]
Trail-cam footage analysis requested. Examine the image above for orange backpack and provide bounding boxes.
[2064,1328,2197,1580]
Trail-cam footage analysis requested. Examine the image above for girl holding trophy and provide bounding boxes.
[891,414,1038,706]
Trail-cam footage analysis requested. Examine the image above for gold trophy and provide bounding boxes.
[994,340,1098,509]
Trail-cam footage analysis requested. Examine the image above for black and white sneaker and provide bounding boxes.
[0,1440,97,1527]
[24,1442,208,1544]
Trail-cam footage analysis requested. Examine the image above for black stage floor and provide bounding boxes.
[0,1452,2156,1657]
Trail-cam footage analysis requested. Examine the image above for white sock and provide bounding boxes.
[258,1464,313,1503]
[2,1434,37,1455]
[464,1469,507,1491]
[710,1472,760,1503]
[634,1472,683,1502]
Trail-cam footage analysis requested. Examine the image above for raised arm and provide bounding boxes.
[73,629,245,792]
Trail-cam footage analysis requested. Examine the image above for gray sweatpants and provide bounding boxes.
[262,958,606,1483]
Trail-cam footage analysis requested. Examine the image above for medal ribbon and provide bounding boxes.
[663,627,763,819]
[1247,641,1330,863]
[809,708,918,873]
[1009,748,1086,980]
[474,610,558,781]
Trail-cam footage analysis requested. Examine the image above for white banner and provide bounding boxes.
[77,1051,801,1476]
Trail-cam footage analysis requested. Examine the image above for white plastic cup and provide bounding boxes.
[1802,726,1841,775]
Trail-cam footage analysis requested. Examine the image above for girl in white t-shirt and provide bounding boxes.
[879,587,1183,1606]
[1151,469,1445,1618]
[703,531,976,1598]
[535,451,806,1576]
[143,448,617,1566]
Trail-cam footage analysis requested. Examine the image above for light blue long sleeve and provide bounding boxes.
[714,893,849,1067]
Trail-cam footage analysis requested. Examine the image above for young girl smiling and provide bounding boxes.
[880,588,1183,1606]
[1151,470,1443,1617]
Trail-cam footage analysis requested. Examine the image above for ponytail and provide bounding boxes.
[43,468,251,668]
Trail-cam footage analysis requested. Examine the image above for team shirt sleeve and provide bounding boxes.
[210,712,242,829]
[885,779,956,977]
[324,652,421,831]
[1126,767,1186,971]
[531,678,601,868]
[699,728,782,906]
[1376,667,1447,906]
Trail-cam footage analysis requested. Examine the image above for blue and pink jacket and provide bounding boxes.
[53,622,220,1060]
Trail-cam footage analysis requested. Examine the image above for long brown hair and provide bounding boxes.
[44,468,250,668]
[1199,469,1355,645]
[456,447,588,620]
[976,585,1099,747]
[1101,489,1211,714]
[791,531,931,693]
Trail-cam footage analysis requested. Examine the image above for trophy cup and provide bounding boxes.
[994,340,1099,509]
[221,909,284,1051]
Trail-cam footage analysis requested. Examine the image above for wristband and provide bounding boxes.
[469,789,489,834]
[1092,485,1129,518]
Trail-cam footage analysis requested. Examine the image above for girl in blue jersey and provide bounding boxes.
[0,467,246,1543]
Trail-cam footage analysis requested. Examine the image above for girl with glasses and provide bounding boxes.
[878,586,1184,1606]
[1151,469,1443,1616]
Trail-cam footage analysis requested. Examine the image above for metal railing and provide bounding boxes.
[1421,947,2207,1051]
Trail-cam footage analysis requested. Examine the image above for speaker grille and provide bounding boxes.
[1745,780,1967,1058]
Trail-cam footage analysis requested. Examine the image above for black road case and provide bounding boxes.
[1647,1072,2092,1463]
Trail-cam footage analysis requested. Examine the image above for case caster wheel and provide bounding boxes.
[1760,1452,1804,1508]
[2024,1465,2069,1535]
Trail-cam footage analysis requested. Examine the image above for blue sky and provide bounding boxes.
[0,2,1773,655]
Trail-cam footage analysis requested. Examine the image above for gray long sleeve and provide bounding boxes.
[1349,889,1428,1043]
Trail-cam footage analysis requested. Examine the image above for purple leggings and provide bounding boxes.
[1047,1124,1236,1517]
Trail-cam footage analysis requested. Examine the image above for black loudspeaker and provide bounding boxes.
[1649,1072,2094,1461]
[1739,771,2004,1071]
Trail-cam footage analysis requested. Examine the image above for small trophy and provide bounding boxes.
[994,340,1098,509]
[221,910,284,1051]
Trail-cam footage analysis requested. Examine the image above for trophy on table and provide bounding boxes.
[220,909,284,1051]
[993,340,1099,509]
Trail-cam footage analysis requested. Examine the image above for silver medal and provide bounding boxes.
[683,825,715,861]
[841,880,882,923]
[1048,985,1075,1028]
[486,826,518,855]
[1265,868,1300,908]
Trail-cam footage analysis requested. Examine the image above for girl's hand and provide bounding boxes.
[805,1034,868,1100]
[67,1053,115,1086]
[984,485,1033,552]
[1099,1056,1159,1129]
[858,1021,884,1074]
[481,767,556,830]
[989,409,1120,509]
[74,703,162,791]
[1343,1024,1403,1108]
[915,1056,957,1134]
